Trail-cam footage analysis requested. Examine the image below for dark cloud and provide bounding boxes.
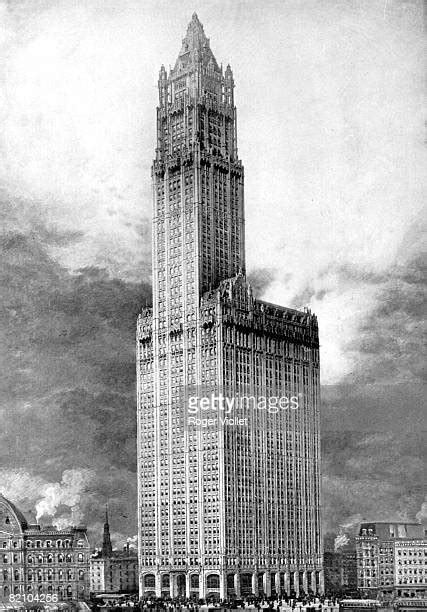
[351,256,426,384]
[321,431,426,534]
[0,220,151,545]
[1,203,425,548]
[320,251,426,536]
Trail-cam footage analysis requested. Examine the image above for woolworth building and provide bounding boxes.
[136,14,323,600]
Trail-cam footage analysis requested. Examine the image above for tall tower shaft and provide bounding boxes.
[137,14,323,600]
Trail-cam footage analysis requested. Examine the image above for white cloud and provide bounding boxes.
[0,468,95,527]
[0,0,425,384]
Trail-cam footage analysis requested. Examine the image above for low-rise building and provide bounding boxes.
[324,541,358,595]
[89,509,138,595]
[356,522,426,601]
[90,550,138,595]
[0,494,90,602]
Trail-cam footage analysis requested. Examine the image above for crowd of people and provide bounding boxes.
[94,594,341,612]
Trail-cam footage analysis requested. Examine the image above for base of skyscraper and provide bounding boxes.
[139,568,324,600]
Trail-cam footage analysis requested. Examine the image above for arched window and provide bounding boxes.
[28,570,33,582]
[67,570,73,581]
[190,574,199,589]
[78,553,84,562]
[58,554,64,563]
[144,574,155,588]
[64,540,70,548]
[206,574,220,590]
[47,569,53,581]
[56,540,62,548]
[47,585,53,593]
[38,555,43,564]
[45,540,52,549]
[3,569,8,580]
[66,554,72,563]
[14,570,19,581]
[47,554,53,563]
[28,556,33,564]
[37,570,43,582]
[78,570,85,581]
[58,570,64,581]
[27,585,32,593]
[13,586,19,594]
[161,574,170,588]
[66,585,72,597]
[3,586,9,598]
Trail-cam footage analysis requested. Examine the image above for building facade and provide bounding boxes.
[90,553,138,595]
[90,510,138,595]
[137,14,323,600]
[356,522,426,601]
[0,495,90,602]
[324,543,357,595]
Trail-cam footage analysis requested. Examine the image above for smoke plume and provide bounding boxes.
[35,469,94,524]
[334,513,363,551]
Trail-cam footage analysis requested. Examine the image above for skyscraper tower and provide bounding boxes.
[137,14,323,600]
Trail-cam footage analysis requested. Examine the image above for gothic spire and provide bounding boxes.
[101,504,113,557]
[174,13,219,72]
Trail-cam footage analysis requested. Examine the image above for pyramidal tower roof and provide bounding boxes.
[174,13,219,72]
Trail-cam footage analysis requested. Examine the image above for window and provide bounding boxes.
[206,574,220,589]
[144,574,155,588]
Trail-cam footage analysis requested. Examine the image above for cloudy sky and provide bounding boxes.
[0,0,425,546]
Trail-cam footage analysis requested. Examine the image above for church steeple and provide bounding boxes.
[101,505,112,557]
